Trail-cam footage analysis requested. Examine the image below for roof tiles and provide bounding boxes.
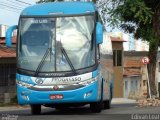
[124,59,144,77]
[0,37,16,58]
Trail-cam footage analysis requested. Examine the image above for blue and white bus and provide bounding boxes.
[6,2,113,114]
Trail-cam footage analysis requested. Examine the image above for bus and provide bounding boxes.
[6,2,113,114]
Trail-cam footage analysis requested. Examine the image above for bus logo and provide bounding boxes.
[35,78,44,84]
[53,85,59,90]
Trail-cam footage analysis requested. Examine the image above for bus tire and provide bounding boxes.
[103,89,112,109]
[90,101,103,113]
[30,104,41,115]
[103,100,111,109]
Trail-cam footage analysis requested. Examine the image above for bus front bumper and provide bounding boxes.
[17,81,101,105]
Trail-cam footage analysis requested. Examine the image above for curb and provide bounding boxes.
[111,98,137,104]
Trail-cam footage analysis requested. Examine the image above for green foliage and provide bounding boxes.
[100,0,155,41]
[134,24,154,41]
[103,0,160,43]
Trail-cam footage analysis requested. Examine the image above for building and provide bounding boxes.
[123,51,160,99]
[134,39,149,51]
[123,51,148,99]
[0,25,16,103]
[0,25,8,38]
[110,33,126,98]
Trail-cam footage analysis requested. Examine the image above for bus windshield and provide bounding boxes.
[18,15,95,73]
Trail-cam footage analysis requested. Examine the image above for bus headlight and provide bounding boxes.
[16,80,34,88]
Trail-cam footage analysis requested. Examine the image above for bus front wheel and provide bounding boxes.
[30,104,41,115]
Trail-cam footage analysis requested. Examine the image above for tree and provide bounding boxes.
[98,0,160,97]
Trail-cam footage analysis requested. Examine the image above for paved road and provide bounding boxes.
[0,103,160,120]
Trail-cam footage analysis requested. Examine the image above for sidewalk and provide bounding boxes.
[111,98,137,104]
[0,105,30,111]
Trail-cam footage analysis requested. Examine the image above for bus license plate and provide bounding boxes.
[50,94,63,100]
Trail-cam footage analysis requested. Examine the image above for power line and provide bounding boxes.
[0,0,33,13]
[6,0,28,7]
[0,6,20,13]
[0,3,22,11]
[15,0,32,5]
[0,0,34,13]
[0,1,25,9]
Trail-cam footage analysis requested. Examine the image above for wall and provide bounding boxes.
[124,76,141,99]
[123,51,157,98]
[113,67,123,97]
[0,58,16,103]
[112,41,124,98]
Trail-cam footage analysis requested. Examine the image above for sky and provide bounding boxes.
[0,0,36,26]
[0,0,118,29]
[0,0,141,50]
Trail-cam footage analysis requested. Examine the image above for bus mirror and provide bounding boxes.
[96,22,103,44]
[6,25,17,48]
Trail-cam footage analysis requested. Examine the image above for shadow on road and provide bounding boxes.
[0,104,141,120]
[0,103,137,116]
[41,107,94,115]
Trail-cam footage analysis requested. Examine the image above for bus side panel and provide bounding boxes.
[100,32,114,101]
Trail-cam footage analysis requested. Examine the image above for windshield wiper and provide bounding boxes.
[91,27,96,50]
[34,42,77,76]
[34,48,51,76]
[60,42,77,75]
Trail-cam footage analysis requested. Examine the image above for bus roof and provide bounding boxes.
[21,2,96,16]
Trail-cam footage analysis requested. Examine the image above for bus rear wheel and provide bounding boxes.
[90,101,103,113]
[103,100,111,109]
[30,104,41,115]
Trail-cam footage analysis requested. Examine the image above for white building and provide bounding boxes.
[0,25,8,37]
[135,39,149,51]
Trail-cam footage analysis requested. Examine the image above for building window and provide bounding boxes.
[125,81,128,91]
[113,50,122,66]
[143,80,147,86]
